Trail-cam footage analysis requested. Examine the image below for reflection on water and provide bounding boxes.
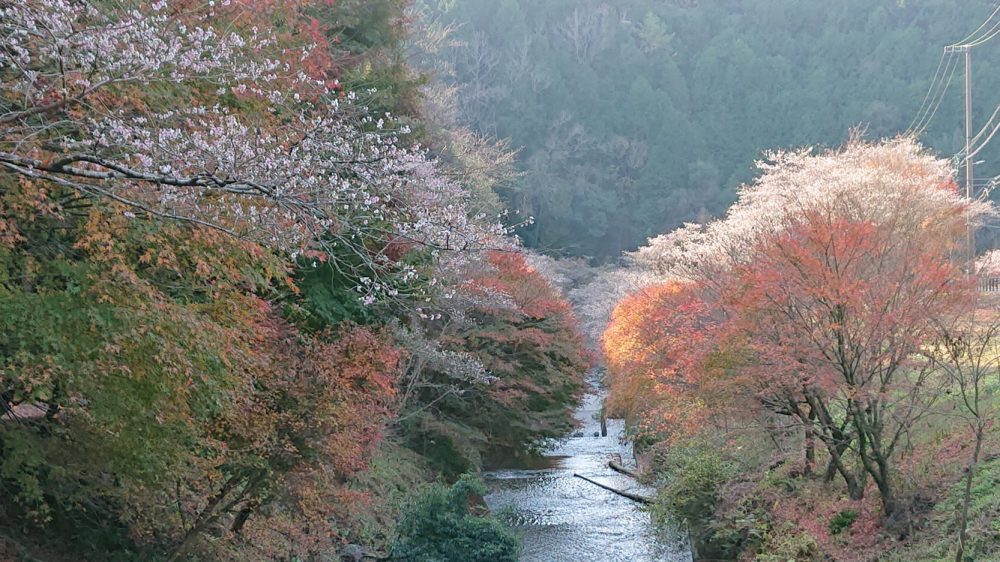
[484,378,691,562]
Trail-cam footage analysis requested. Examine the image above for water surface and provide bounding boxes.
[484,379,691,562]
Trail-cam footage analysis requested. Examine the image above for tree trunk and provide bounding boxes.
[169,472,263,562]
[168,477,240,562]
[870,466,896,516]
[804,407,816,476]
[956,423,985,562]
[804,394,862,498]
[230,499,258,535]
[853,406,895,515]
[608,459,640,478]
[832,442,865,500]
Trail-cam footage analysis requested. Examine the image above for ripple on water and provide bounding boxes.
[483,381,691,562]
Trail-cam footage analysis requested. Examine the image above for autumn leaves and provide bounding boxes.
[604,139,985,519]
[0,1,585,560]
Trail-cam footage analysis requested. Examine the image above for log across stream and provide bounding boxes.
[482,375,690,562]
[573,473,654,504]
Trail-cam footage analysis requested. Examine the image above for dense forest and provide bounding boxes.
[422,0,1000,257]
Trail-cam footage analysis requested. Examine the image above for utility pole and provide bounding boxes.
[965,46,975,275]
[947,42,977,274]
[927,7,1000,286]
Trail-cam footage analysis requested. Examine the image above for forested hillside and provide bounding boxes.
[421,0,1000,257]
[0,2,585,560]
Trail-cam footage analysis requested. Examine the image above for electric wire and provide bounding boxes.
[909,3,1000,138]
[906,50,951,135]
[965,20,1000,47]
[955,101,1000,161]
[910,51,959,137]
[910,52,961,138]
[966,117,1000,161]
[950,2,1000,47]
[951,4,1000,46]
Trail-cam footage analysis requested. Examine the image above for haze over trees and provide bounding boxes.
[421,0,1000,258]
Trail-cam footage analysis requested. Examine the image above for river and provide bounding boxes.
[483,376,692,562]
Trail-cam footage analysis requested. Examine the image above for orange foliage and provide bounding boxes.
[469,251,578,320]
[227,320,404,557]
[432,250,589,452]
[719,211,970,429]
[602,281,715,441]
[220,0,346,84]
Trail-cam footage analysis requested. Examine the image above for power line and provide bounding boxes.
[909,2,1000,139]
[951,2,1000,47]
[956,102,1000,162]
[971,102,1000,147]
[965,20,1000,47]
[909,52,961,138]
[946,1,1000,269]
[906,50,953,135]
[968,118,1000,161]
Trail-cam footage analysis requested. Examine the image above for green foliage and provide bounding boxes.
[291,257,378,330]
[0,0,589,559]
[390,474,520,562]
[755,523,820,562]
[345,444,435,548]
[652,443,736,528]
[399,252,588,469]
[828,509,859,535]
[313,0,427,124]
[648,437,748,560]
[0,180,405,559]
[400,412,483,480]
[450,253,588,452]
[884,456,1000,562]
[0,187,277,558]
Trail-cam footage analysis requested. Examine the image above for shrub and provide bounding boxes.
[755,523,820,561]
[390,474,519,561]
[653,444,736,527]
[829,509,859,535]
[649,440,743,560]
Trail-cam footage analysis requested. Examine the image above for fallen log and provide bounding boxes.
[607,459,640,479]
[573,473,653,504]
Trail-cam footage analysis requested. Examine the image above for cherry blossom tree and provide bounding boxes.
[570,267,662,348]
[0,0,508,303]
[634,138,989,284]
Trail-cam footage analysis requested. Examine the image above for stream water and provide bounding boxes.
[483,378,692,562]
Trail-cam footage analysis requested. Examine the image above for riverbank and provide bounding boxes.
[637,428,1000,562]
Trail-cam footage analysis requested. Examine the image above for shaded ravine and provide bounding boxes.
[483,375,691,562]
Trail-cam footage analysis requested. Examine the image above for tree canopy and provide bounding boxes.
[421,0,1000,258]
